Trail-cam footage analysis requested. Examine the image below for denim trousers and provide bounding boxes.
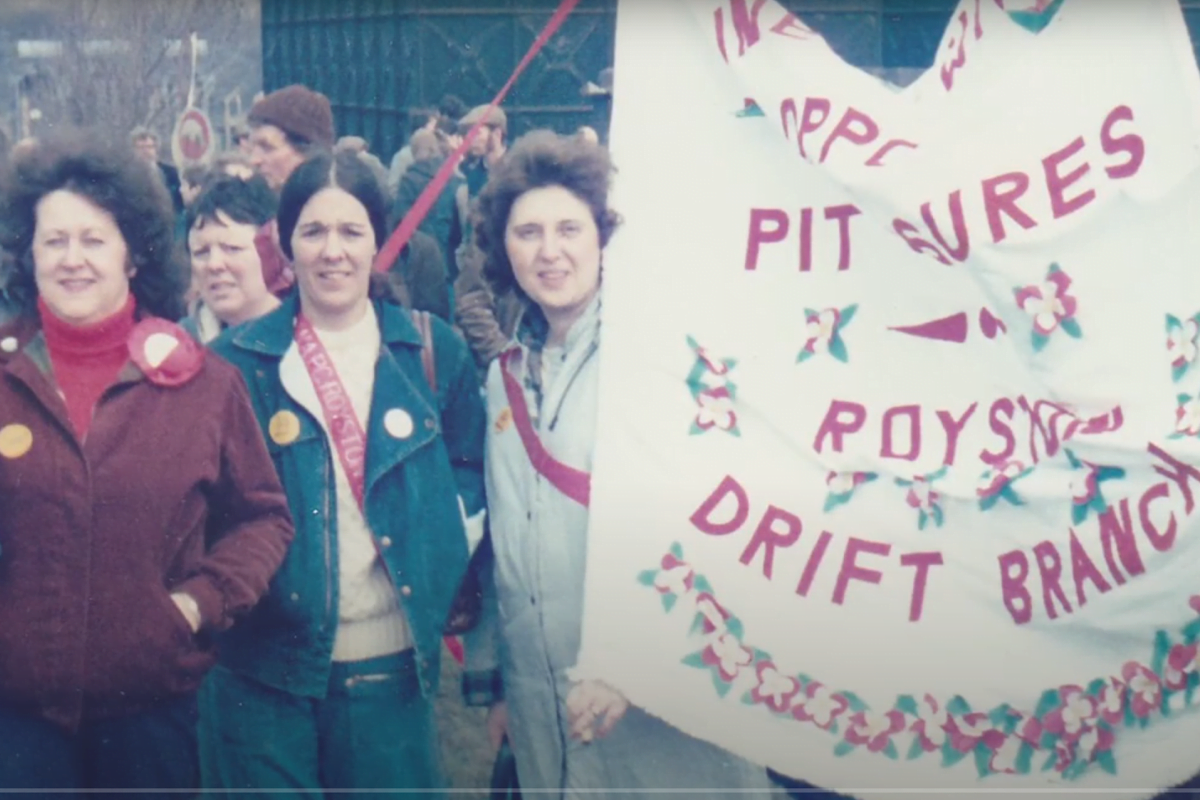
[0,693,198,799]
[199,649,443,799]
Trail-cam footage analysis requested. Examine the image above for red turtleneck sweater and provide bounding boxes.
[38,295,136,439]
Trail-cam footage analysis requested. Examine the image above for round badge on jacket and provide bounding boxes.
[0,423,33,459]
[384,408,414,440]
[269,410,301,445]
[127,319,205,387]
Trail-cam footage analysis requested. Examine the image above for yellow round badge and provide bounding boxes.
[494,407,513,434]
[268,410,301,445]
[0,424,33,459]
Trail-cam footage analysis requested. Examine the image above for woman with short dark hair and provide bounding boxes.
[201,149,487,795]
[182,174,283,343]
[0,132,294,796]
[466,130,772,797]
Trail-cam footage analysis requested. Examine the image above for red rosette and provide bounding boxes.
[127,318,206,388]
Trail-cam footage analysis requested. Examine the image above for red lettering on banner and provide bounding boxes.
[745,208,789,271]
[1068,529,1111,608]
[825,204,860,271]
[1139,482,1177,551]
[743,206,860,272]
[713,0,769,62]
[999,549,1033,625]
[1043,136,1096,219]
[1101,105,1145,179]
[797,98,831,160]
[1149,442,1200,513]
[921,191,971,262]
[740,505,802,579]
[982,171,1037,243]
[880,405,921,461]
[1098,500,1145,586]
[866,138,919,167]
[819,107,880,163]
[936,403,977,466]
[900,551,943,622]
[800,207,814,271]
[832,537,892,605]
[893,218,951,265]
[813,400,867,453]
[690,475,750,536]
[1032,540,1071,620]
[795,530,833,597]
[889,106,1144,264]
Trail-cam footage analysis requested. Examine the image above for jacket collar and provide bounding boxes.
[230,291,423,357]
[0,314,147,441]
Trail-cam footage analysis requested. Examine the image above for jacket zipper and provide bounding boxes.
[546,341,598,432]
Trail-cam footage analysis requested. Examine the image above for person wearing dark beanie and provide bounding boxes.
[247,84,336,191]
[0,131,294,796]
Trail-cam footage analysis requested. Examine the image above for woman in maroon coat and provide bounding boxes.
[0,133,294,796]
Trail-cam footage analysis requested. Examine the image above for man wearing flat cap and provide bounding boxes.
[247,84,336,191]
[458,104,507,201]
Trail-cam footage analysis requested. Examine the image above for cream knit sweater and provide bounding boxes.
[281,304,411,662]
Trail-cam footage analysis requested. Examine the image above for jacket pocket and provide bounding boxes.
[84,584,211,703]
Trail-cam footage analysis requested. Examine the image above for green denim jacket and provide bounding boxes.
[210,293,486,700]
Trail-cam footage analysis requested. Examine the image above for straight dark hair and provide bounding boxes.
[276,150,388,262]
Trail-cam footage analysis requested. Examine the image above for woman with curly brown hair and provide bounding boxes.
[0,131,294,796]
[464,130,771,798]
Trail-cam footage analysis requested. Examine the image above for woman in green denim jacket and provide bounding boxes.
[200,150,486,798]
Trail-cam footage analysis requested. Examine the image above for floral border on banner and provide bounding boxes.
[637,543,1200,780]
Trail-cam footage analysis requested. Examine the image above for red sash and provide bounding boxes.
[295,315,368,510]
[498,349,591,508]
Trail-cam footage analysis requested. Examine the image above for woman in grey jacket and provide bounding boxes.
[464,130,772,799]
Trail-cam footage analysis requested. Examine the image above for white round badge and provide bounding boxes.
[0,337,17,353]
[384,408,414,440]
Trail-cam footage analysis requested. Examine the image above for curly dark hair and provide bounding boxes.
[0,129,187,320]
[474,130,621,304]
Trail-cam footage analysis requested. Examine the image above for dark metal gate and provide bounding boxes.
[262,0,1200,160]
[261,0,617,160]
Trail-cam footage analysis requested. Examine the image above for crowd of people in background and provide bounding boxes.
[0,80,783,800]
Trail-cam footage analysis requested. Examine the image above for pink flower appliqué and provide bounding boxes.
[694,593,730,635]
[653,553,694,596]
[1096,677,1126,726]
[791,682,850,731]
[750,662,800,713]
[988,734,1025,774]
[696,346,731,376]
[844,710,906,753]
[694,387,736,432]
[1077,725,1115,762]
[1015,266,1077,336]
[1070,465,1099,505]
[977,460,1026,499]
[909,695,947,752]
[826,470,871,496]
[803,308,841,354]
[1175,396,1200,437]
[946,712,1001,753]
[1168,318,1199,370]
[701,632,753,681]
[1042,685,1098,742]
[906,477,940,511]
[1164,643,1200,691]
[1121,662,1161,719]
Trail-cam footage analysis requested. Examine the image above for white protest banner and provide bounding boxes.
[577,0,1200,795]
